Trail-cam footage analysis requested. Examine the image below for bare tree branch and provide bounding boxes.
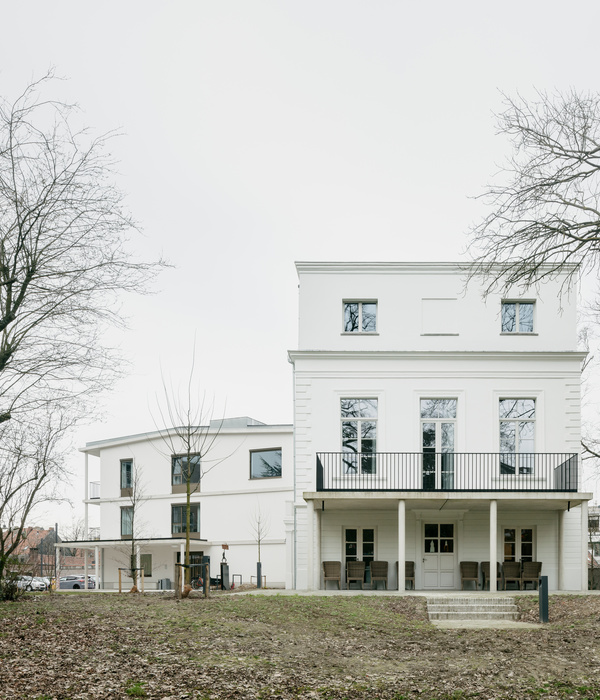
[468,89,600,296]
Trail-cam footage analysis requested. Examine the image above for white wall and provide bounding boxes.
[296,262,578,353]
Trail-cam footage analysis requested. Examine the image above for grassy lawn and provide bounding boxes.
[1,592,600,699]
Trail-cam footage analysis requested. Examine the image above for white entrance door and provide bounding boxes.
[423,523,455,589]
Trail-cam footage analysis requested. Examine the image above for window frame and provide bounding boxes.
[502,526,535,563]
[501,300,536,334]
[499,398,536,475]
[120,458,133,497]
[342,300,378,334]
[420,398,457,490]
[249,447,282,480]
[171,453,201,494]
[171,503,200,537]
[340,398,378,474]
[120,506,133,539]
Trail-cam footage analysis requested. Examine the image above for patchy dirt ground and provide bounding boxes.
[1,592,600,699]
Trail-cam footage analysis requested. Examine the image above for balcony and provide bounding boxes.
[89,482,100,499]
[316,452,578,492]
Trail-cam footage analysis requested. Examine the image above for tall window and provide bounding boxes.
[421,399,457,490]
[499,399,535,474]
[343,301,377,333]
[503,528,534,562]
[120,459,132,490]
[501,301,534,333]
[341,398,377,473]
[171,504,200,535]
[250,448,282,479]
[121,507,133,538]
[172,454,201,486]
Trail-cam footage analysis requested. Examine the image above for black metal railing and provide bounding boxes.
[316,452,578,492]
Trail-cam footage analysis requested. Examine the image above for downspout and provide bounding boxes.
[290,352,297,590]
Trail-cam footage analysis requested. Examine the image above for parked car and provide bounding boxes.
[59,575,96,590]
[16,575,46,592]
[33,577,50,590]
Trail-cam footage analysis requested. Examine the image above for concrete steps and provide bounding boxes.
[426,595,519,621]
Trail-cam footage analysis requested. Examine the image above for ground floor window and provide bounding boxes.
[344,527,375,582]
[503,527,534,562]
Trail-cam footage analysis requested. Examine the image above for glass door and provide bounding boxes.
[421,399,456,490]
[344,527,375,583]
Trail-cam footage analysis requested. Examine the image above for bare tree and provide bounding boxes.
[249,503,270,565]
[0,74,163,595]
[468,90,600,296]
[0,72,163,424]
[153,360,225,586]
[0,408,70,589]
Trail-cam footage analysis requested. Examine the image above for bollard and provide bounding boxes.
[539,575,549,623]
[257,562,262,589]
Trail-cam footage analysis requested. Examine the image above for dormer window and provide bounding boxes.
[501,301,534,334]
[343,301,377,333]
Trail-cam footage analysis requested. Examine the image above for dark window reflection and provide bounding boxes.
[250,449,282,479]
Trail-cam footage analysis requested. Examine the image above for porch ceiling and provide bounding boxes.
[303,491,592,513]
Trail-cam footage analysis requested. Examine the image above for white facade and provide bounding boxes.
[76,418,293,589]
[289,262,591,591]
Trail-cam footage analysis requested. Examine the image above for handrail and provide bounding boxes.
[315,452,578,492]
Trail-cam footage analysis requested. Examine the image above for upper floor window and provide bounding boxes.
[172,454,201,486]
[121,507,133,538]
[341,398,377,473]
[120,459,132,490]
[421,399,457,490]
[499,399,535,474]
[343,301,377,333]
[171,503,200,535]
[501,301,534,333]
[250,448,282,479]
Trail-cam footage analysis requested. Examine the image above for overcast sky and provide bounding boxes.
[3,1,599,527]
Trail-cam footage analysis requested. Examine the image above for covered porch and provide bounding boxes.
[54,537,207,591]
[302,491,592,592]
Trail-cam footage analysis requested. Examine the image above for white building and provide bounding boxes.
[288,262,591,591]
[68,418,293,589]
[67,261,591,593]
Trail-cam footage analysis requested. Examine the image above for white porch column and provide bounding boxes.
[94,546,100,591]
[315,505,321,590]
[179,542,185,592]
[84,453,89,535]
[558,509,565,591]
[581,500,589,592]
[397,500,405,591]
[489,500,497,592]
[306,499,315,590]
[84,550,88,589]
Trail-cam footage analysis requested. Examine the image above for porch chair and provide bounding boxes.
[322,561,342,590]
[346,560,366,590]
[396,561,416,590]
[370,561,388,590]
[459,561,479,590]
[481,561,501,590]
[405,561,415,590]
[502,561,522,590]
[521,561,542,590]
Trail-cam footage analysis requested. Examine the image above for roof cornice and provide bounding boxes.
[294,261,579,276]
[288,349,587,363]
